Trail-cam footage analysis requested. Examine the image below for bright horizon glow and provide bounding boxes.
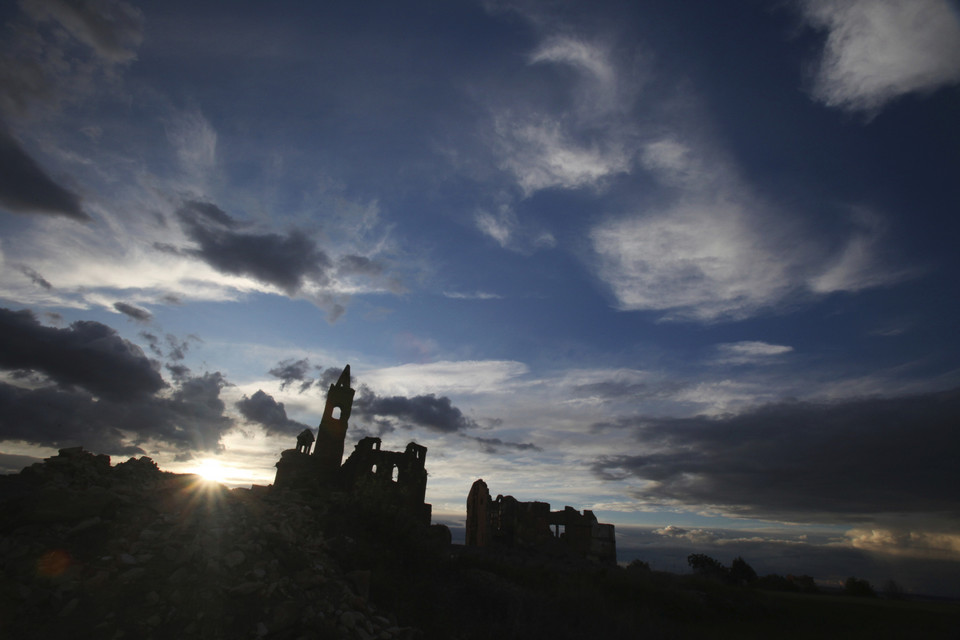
[189,458,230,485]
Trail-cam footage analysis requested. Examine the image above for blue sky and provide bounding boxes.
[2,0,960,596]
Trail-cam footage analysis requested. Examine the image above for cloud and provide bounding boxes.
[0,307,164,400]
[140,332,192,362]
[442,290,503,300]
[475,206,556,252]
[17,265,53,290]
[591,387,960,523]
[846,528,960,561]
[176,200,332,296]
[113,301,152,323]
[800,0,960,112]
[494,118,633,195]
[591,200,797,321]
[591,136,906,322]
[21,0,144,64]
[0,370,233,457]
[236,389,309,436]
[269,358,315,393]
[475,209,514,247]
[713,341,793,365]
[0,0,142,120]
[165,109,218,177]
[355,391,478,434]
[0,127,87,220]
[360,360,529,396]
[466,435,541,454]
[0,308,233,456]
[653,525,719,545]
[0,452,43,474]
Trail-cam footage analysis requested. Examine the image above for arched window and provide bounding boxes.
[391,466,399,482]
[371,464,378,475]
[332,406,341,419]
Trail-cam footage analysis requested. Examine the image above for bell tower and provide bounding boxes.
[313,364,354,473]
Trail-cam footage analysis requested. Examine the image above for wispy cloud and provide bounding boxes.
[591,130,907,322]
[800,0,960,113]
[442,290,503,300]
[713,341,793,365]
[360,360,529,396]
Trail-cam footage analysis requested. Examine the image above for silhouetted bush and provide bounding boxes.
[844,576,876,598]
[626,558,651,574]
[729,556,758,586]
[788,574,819,594]
[755,574,799,592]
[687,553,728,581]
[881,579,907,600]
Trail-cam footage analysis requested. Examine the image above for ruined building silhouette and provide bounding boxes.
[466,478,617,565]
[274,365,432,525]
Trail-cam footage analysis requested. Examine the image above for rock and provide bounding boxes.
[224,550,245,568]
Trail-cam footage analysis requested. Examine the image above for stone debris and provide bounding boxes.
[0,447,421,639]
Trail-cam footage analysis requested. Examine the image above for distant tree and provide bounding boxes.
[687,553,728,580]
[787,574,819,594]
[729,556,758,586]
[626,558,651,574]
[843,576,876,598]
[755,574,799,592]
[881,579,906,600]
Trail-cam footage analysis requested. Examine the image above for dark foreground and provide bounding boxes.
[2,449,957,639]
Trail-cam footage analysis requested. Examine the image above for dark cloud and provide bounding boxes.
[0,452,43,475]
[20,0,144,64]
[165,363,191,382]
[0,0,142,120]
[165,334,190,361]
[591,388,960,522]
[18,265,52,290]
[269,358,315,393]
[318,366,350,388]
[140,331,162,357]
[467,435,541,454]
[0,127,87,220]
[236,390,309,436]
[139,331,191,362]
[0,307,164,400]
[0,371,232,457]
[336,254,384,277]
[177,200,331,295]
[356,391,477,433]
[113,301,152,323]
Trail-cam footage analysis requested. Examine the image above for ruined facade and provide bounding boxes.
[340,437,431,526]
[274,365,432,525]
[466,479,616,565]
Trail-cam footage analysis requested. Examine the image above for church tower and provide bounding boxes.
[313,364,355,473]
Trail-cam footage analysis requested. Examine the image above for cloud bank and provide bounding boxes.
[801,0,960,112]
[592,387,960,524]
[0,308,233,457]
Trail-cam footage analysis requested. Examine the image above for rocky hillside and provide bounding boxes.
[5,448,957,640]
[0,448,421,639]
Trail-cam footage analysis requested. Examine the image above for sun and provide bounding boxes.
[192,457,229,484]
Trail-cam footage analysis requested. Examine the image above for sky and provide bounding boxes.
[1,0,959,596]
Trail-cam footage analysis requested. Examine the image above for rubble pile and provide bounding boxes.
[0,448,419,639]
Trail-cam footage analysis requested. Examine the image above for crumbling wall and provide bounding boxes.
[340,437,431,525]
[465,479,617,565]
